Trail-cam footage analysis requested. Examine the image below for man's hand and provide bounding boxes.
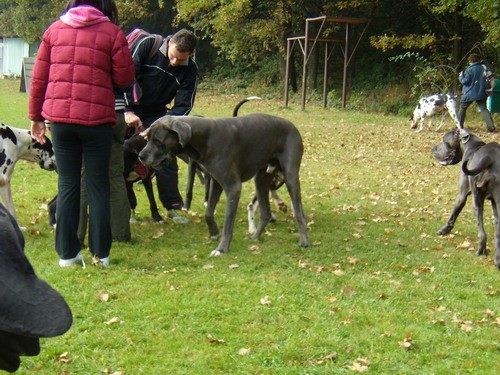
[125,111,143,132]
[30,121,46,144]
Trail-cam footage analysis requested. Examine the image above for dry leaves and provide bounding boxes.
[98,291,110,302]
[152,229,164,239]
[288,352,338,365]
[346,358,370,372]
[56,352,71,363]
[105,317,122,325]
[237,348,251,356]
[102,369,124,375]
[260,296,271,306]
[205,334,225,344]
[399,333,414,350]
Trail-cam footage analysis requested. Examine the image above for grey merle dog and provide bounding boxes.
[139,113,310,256]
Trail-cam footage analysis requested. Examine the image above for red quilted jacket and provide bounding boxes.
[29,5,135,126]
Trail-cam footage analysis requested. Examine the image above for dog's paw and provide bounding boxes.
[476,247,489,256]
[300,239,311,248]
[209,249,225,257]
[437,225,452,236]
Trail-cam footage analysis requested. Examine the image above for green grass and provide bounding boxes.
[1,78,499,374]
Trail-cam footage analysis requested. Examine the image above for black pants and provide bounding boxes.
[458,98,495,130]
[78,112,131,243]
[51,122,112,260]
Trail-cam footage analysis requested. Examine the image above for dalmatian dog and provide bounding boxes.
[410,94,460,133]
[0,124,56,218]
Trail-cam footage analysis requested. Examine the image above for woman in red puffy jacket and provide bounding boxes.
[29,0,135,268]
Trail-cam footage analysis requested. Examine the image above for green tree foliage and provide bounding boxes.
[0,0,64,43]
[175,0,317,66]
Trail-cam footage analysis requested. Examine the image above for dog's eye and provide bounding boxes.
[153,139,163,146]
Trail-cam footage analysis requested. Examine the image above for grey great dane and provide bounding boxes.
[432,128,500,269]
[139,113,310,256]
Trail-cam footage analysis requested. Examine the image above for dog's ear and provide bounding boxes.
[168,119,192,148]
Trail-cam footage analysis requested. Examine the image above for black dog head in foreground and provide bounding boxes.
[431,128,466,166]
[0,203,72,372]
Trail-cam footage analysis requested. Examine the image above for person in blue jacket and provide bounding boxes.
[458,53,495,132]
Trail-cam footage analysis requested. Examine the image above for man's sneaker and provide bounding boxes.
[167,209,189,224]
[92,255,110,267]
[59,252,85,268]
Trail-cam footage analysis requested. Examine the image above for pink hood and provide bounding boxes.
[60,5,109,28]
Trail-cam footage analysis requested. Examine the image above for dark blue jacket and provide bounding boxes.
[459,62,488,103]
[124,35,198,118]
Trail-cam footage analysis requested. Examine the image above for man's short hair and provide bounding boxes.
[170,29,197,54]
[468,53,481,63]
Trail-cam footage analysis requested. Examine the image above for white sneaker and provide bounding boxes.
[92,255,110,267]
[59,252,85,268]
[167,209,189,224]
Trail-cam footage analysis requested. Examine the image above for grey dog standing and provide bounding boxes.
[139,114,310,256]
[432,128,500,269]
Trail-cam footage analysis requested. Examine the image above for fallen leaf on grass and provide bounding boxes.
[347,257,359,265]
[228,263,239,269]
[461,322,474,332]
[202,264,215,270]
[102,369,124,375]
[98,291,110,302]
[399,333,414,351]
[457,240,472,249]
[483,309,495,319]
[152,229,164,239]
[163,268,177,274]
[248,245,261,254]
[237,348,251,356]
[288,352,338,365]
[105,317,122,325]
[206,334,225,344]
[56,352,71,363]
[433,306,448,312]
[346,358,370,372]
[333,269,345,276]
[260,296,271,306]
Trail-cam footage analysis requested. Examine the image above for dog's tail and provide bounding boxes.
[233,96,261,117]
[462,156,493,176]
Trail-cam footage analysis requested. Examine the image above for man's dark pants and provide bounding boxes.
[458,98,495,131]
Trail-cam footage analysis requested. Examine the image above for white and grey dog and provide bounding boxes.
[410,94,460,133]
[0,123,56,218]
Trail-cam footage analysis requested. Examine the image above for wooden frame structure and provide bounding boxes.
[284,16,369,109]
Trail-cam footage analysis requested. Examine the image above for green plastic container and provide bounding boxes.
[487,78,500,113]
